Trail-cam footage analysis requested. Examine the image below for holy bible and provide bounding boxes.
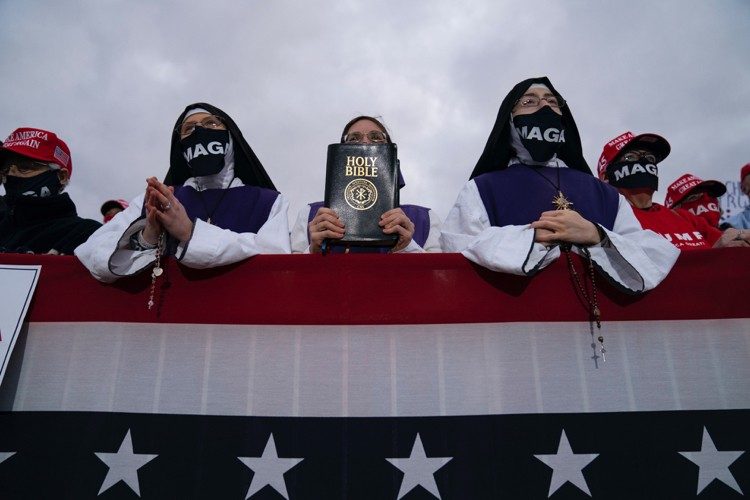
[323,143,400,247]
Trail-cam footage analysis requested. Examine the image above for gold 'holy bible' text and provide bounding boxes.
[345,156,378,177]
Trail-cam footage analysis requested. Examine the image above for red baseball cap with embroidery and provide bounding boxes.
[664,173,727,208]
[597,131,670,180]
[741,163,750,182]
[0,127,73,177]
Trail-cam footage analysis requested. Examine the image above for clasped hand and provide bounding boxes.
[714,228,750,248]
[530,210,602,247]
[141,177,194,245]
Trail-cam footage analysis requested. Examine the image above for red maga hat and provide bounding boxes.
[741,163,750,182]
[0,127,72,177]
[664,173,726,208]
[597,131,670,180]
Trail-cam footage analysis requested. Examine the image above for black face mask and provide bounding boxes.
[512,106,566,162]
[3,169,63,201]
[180,128,230,177]
[606,161,659,191]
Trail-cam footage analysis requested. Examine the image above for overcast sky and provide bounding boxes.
[1,0,748,224]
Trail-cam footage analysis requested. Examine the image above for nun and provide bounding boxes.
[440,77,678,293]
[290,115,441,253]
[76,102,290,283]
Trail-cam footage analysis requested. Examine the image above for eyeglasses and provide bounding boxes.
[178,115,226,138]
[681,192,706,203]
[515,95,566,109]
[343,130,388,144]
[1,157,56,176]
[620,150,657,164]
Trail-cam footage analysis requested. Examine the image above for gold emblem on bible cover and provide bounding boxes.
[344,178,378,210]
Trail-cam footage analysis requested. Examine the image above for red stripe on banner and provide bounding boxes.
[1,249,747,325]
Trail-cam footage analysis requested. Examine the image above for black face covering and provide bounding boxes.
[606,161,659,191]
[3,169,63,200]
[180,128,230,177]
[512,106,566,162]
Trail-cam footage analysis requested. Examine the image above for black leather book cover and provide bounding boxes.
[323,143,400,247]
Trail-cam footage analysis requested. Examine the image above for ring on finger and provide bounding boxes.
[163,202,172,211]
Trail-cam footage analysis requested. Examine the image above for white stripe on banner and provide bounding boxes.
[3,319,749,417]
[0,265,41,385]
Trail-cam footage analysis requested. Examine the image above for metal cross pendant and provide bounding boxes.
[552,191,573,211]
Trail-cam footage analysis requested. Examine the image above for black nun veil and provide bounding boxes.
[470,77,591,179]
[164,102,277,190]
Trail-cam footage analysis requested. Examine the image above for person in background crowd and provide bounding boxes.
[291,115,441,253]
[100,198,129,223]
[76,102,290,282]
[0,127,100,254]
[598,131,749,249]
[725,163,750,229]
[440,77,678,293]
[664,173,726,228]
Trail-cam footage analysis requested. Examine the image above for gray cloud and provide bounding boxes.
[1,0,748,224]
